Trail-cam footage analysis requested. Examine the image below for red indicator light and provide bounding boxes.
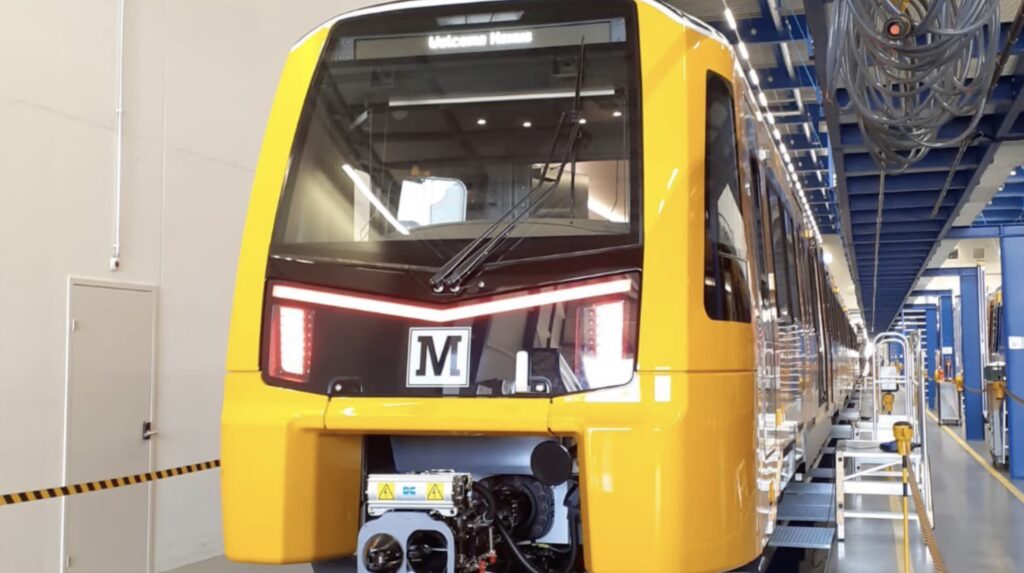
[268,304,313,383]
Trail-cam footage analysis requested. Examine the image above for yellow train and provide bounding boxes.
[221,1,860,572]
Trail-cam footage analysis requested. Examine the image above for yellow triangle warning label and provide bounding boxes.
[377,483,395,501]
[426,483,444,501]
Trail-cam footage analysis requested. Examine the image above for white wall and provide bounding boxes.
[0,1,376,571]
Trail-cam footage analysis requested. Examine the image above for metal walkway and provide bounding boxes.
[836,415,1024,572]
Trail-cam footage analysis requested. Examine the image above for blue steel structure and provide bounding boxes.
[925,305,939,410]
[691,0,1024,474]
[923,267,988,440]
[939,226,1024,477]
[699,0,1024,333]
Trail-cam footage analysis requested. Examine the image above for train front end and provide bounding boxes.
[222,1,763,571]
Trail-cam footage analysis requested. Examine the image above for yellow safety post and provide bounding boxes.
[882,391,896,415]
[893,421,914,573]
[991,379,1007,404]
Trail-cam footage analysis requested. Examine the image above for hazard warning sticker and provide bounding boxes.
[426,483,445,501]
[377,482,395,501]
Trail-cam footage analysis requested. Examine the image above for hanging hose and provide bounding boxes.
[829,0,1001,172]
[908,465,950,573]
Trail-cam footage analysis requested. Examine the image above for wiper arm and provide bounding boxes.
[430,42,588,293]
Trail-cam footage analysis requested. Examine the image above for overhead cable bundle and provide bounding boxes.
[829,0,1000,172]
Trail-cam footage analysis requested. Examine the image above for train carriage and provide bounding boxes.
[221,1,860,571]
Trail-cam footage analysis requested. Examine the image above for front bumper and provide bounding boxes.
[222,371,761,572]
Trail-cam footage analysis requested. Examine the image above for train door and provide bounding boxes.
[738,100,778,517]
[766,183,800,443]
[810,254,833,408]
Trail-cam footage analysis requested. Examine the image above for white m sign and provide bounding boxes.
[406,327,472,387]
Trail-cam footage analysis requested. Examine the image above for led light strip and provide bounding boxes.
[390,89,616,108]
[273,277,632,323]
[723,3,824,247]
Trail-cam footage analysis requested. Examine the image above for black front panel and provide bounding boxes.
[262,275,639,397]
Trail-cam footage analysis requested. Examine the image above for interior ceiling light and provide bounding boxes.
[343,164,409,235]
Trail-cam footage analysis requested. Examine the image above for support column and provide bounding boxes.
[1000,233,1024,479]
[925,306,938,410]
[940,295,956,380]
[960,268,986,441]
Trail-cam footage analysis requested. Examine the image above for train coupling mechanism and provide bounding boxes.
[357,463,579,573]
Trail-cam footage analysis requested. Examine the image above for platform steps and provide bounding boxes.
[768,448,838,551]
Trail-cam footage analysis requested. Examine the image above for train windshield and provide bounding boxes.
[271,0,640,272]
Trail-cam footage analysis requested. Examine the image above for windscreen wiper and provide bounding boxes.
[429,43,588,293]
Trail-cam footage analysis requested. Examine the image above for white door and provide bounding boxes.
[63,281,156,573]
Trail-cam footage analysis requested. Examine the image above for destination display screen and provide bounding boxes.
[335,19,626,61]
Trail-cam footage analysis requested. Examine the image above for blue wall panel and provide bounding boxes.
[1000,235,1024,479]
[960,270,986,441]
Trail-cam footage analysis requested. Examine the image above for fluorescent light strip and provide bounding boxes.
[273,278,633,323]
[342,164,410,236]
[724,8,738,30]
[390,89,616,108]
[587,198,628,223]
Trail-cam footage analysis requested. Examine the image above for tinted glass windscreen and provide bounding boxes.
[271,1,640,269]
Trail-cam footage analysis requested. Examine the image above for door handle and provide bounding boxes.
[142,421,158,441]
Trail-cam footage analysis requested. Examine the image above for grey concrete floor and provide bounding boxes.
[176,415,1024,573]
[836,414,1024,572]
[169,556,312,573]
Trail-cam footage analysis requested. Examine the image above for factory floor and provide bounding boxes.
[834,413,1024,573]
[176,414,1024,573]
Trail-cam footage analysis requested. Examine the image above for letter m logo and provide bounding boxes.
[406,328,472,388]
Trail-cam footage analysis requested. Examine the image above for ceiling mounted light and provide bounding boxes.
[724,8,738,30]
[477,118,487,126]
[737,42,750,61]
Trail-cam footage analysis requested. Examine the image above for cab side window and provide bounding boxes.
[704,72,751,323]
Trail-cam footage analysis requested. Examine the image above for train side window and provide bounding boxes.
[767,186,792,320]
[782,212,803,322]
[749,157,771,302]
[703,72,751,323]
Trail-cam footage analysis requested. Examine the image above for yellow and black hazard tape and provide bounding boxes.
[0,460,220,507]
